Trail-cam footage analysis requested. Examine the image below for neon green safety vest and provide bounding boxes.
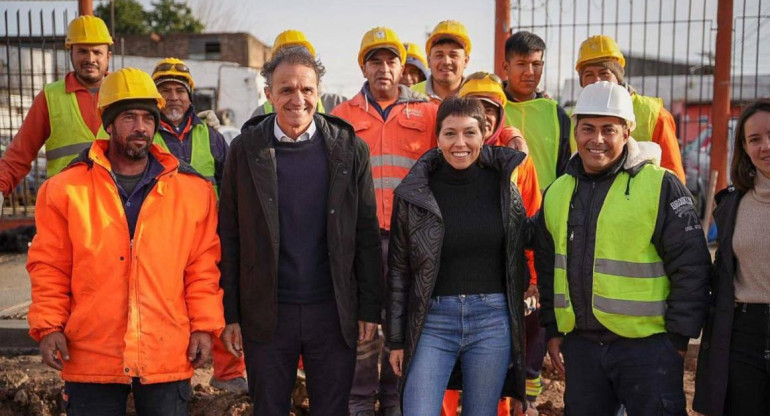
[504,98,560,190]
[568,94,663,153]
[631,94,662,143]
[43,80,109,176]
[543,164,669,338]
[153,123,216,191]
[411,80,428,95]
[264,99,325,114]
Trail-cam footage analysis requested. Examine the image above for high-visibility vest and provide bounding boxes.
[504,98,560,189]
[264,99,326,114]
[631,94,662,143]
[543,164,669,338]
[153,123,216,191]
[43,80,109,176]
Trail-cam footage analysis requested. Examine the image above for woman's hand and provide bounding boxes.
[390,349,404,376]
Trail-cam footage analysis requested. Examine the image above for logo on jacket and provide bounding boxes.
[402,108,424,118]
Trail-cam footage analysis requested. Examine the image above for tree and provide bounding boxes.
[148,0,205,35]
[95,0,151,36]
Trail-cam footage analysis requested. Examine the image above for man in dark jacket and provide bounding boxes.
[217,47,382,416]
[535,81,710,416]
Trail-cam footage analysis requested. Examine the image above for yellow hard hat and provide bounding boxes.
[459,72,507,108]
[404,42,428,70]
[273,29,316,56]
[575,35,626,71]
[426,20,472,56]
[152,57,195,90]
[358,27,406,67]
[65,15,113,49]
[98,68,165,115]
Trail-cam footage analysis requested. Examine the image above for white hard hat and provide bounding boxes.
[571,80,636,131]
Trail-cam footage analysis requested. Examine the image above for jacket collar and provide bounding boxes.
[68,139,186,179]
[395,145,526,211]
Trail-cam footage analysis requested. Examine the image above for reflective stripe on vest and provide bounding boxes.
[631,94,662,143]
[543,164,669,338]
[504,98,560,190]
[43,80,109,176]
[153,123,216,189]
[264,99,326,114]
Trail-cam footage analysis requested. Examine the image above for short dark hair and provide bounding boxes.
[436,97,487,137]
[261,46,326,88]
[504,31,546,61]
[731,101,770,192]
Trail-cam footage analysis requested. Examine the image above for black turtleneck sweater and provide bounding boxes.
[429,160,506,297]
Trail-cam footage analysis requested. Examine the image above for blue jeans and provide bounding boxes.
[402,293,511,416]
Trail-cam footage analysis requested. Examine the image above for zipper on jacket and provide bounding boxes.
[579,179,597,330]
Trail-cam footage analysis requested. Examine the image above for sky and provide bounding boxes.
[3,0,769,99]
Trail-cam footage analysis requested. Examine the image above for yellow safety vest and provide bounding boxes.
[153,123,216,192]
[543,164,669,338]
[43,80,109,176]
[264,99,325,114]
[504,98,560,189]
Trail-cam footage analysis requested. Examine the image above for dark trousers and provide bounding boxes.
[726,303,770,415]
[243,300,356,416]
[561,332,686,416]
[524,309,546,400]
[63,378,191,416]
[349,234,398,413]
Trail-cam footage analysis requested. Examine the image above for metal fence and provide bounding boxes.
[512,0,769,214]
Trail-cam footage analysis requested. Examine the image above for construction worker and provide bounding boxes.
[444,72,542,416]
[149,58,241,393]
[251,29,346,116]
[331,26,438,416]
[0,15,112,214]
[151,58,228,192]
[218,46,381,416]
[535,81,711,415]
[574,35,686,183]
[412,20,471,101]
[502,31,571,191]
[401,42,429,87]
[27,68,224,414]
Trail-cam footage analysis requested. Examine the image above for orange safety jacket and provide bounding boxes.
[27,140,224,384]
[331,85,439,230]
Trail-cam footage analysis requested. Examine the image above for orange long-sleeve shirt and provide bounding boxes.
[0,72,101,195]
[654,106,686,183]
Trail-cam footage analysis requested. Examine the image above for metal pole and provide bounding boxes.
[495,0,511,77]
[711,0,733,191]
[78,0,93,16]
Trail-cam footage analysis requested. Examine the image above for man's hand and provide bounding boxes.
[506,127,529,154]
[0,193,4,218]
[188,331,212,368]
[39,331,69,370]
[389,349,404,376]
[547,337,565,374]
[220,323,243,358]
[357,321,376,344]
[524,284,540,305]
[197,110,220,129]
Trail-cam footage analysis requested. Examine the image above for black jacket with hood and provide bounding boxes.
[535,138,711,350]
[386,145,529,402]
[218,112,382,348]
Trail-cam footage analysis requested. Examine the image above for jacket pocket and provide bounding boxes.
[353,121,372,133]
[659,391,687,415]
[396,118,429,155]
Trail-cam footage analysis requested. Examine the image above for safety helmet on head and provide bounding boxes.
[99,68,165,114]
[575,35,625,71]
[273,30,316,56]
[358,27,406,67]
[426,20,471,56]
[458,72,507,108]
[152,57,195,95]
[571,81,635,130]
[65,15,113,49]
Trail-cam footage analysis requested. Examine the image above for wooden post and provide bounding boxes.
[495,0,511,77]
[711,0,733,191]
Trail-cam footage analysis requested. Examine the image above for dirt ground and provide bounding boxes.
[0,351,697,416]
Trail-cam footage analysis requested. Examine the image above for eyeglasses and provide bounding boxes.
[465,71,503,85]
[153,63,190,74]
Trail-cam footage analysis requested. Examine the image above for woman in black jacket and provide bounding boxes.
[694,101,770,415]
[386,97,528,415]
